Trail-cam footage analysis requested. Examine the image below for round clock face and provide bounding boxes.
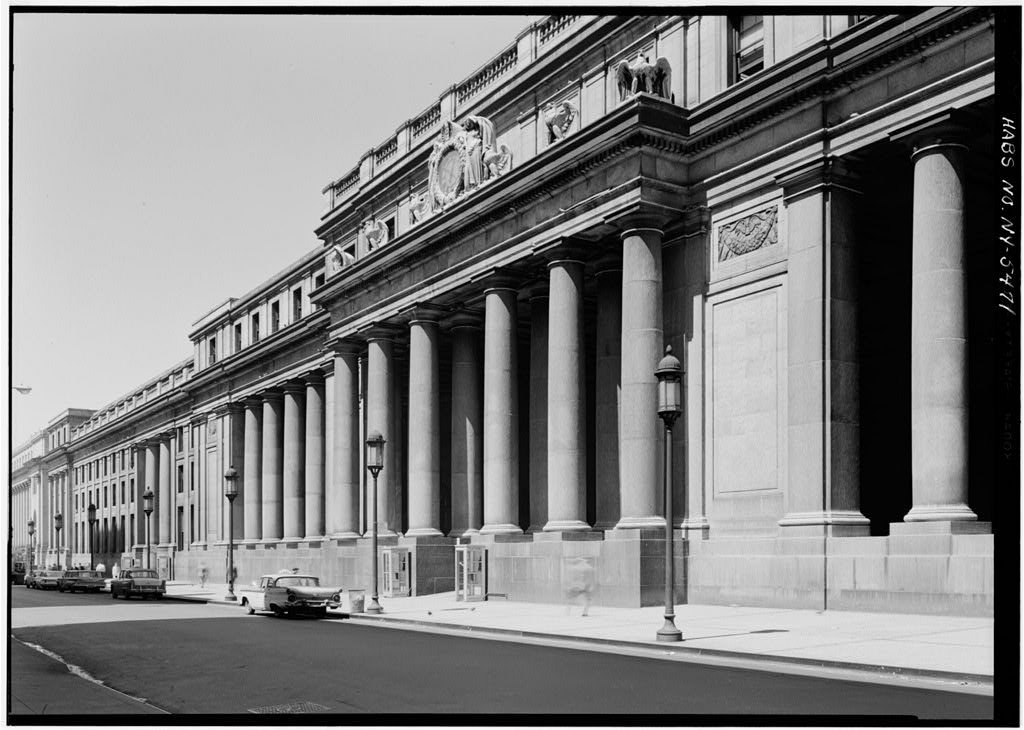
[435,149,463,196]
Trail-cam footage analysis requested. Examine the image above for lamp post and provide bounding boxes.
[655,345,683,642]
[143,489,154,571]
[27,520,35,578]
[54,513,64,570]
[365,431,386,615]
[87,504,97,570]
[224,465,239,601]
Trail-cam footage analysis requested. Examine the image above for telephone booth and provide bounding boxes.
[454,544,487,602]
[381,547,410,597]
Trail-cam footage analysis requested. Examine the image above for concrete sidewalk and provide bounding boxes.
[164,580,993,691]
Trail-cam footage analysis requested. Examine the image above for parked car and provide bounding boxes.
[237,571,341,618]
[58,569,106,593]
[24,570,39,589]
[11,561,26,585]
[110,568,165,599]
[33,570,64,590]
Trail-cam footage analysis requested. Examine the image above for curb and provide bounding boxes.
[346,614,993,689]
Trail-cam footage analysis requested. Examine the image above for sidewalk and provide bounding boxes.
[164,580,993,692]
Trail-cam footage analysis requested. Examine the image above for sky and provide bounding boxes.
[9,10,543,447]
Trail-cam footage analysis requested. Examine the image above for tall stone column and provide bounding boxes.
[777,159,869,535]
[283,383,306,540]
[243,398,263,541]
[481,283,522,534]
[406,311,443,537]
[527,286,549,532]
[904,128,976,524]
[227,405,245,542]
[145,442,159,547]
[331,343,361,538]
[158,436,172,545]
[545,257,588,531]
[261,392,284,541]
[616,227,665,529]
[594,262,622,530]
[304,374,326,539]
[367,330,399,535]
[449,314,483,536]
[681,211,710,535]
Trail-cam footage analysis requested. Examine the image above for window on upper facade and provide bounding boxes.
[208,336,218,365]
[121,481,125,504]
[130,479,135,501]
[103,487,108,507]
[177,464,184,493]
[252,313,261,343]
[731,15,765,83]
[190,461,195,491]
[271,302,280,333]
[234,323,242,353]
[292,288,302,322]
[384,216,396,242]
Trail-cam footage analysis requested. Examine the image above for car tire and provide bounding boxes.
[244,600,255,616]
[112,590,118,599]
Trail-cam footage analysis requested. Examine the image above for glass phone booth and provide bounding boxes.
[454,544,487,602]
[381,547,410,597]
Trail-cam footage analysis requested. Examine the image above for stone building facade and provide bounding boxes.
[12,11,999,615]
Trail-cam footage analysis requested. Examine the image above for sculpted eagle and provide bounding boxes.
[616,53,672,102]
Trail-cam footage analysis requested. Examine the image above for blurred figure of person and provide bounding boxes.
[199,563,208,588]
[563,557,596,617]
[112,563,120,580]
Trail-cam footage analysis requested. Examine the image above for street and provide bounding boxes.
[10,586,993,719]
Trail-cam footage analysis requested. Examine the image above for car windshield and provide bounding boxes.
[275,576,319,588]
[130,570,158,579]
[81,571,102,579]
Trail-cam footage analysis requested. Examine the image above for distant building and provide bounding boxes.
[15,11,1000,614]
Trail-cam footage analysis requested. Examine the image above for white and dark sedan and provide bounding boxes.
[110,568,165,599]
[238,572,341,618]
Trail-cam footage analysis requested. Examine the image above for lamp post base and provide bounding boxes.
[365,596,383,614]
[657,614,683,642]
[224,593,237,602]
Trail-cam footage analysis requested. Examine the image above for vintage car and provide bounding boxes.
[110,568,165,599]
[33,570,64,590]
[11,561,26,585]
[238,572,341,618]
[58,569,107,593]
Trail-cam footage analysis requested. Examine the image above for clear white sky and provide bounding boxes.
[10,10,543,446]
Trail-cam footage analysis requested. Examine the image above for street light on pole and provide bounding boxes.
[365,431,386,615]
[224,465,239,602]
[27,520,35,578]
[54,513,64,571]
[143,490,155,571]
[87,504,97,571]
[655,345,683,642]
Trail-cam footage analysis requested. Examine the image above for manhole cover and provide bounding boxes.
[247,701,331,714]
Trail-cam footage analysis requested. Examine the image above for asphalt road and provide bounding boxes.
[10,587,993,719]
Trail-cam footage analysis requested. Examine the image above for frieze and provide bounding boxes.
[717,206,778,262]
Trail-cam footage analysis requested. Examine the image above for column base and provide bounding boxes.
[404,527,444,538]
[329,531,362,541]
[890,519,992,536]
[903,503,979,523]
[778,510,871,537]
[680,518,710,540]
[614,516,665,530]
[542,519,591,532]
[592,520,617,532]
[479,523,523,536]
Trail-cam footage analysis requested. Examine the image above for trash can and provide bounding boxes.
[341,588,365,613]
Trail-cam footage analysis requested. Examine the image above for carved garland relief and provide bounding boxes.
[717,206,779,262]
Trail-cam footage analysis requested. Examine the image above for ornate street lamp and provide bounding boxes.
[27,520,35,578]
[224,465,239,601]
[655,345,683,642]
[365,431,386,615]
[54,513,64,570]
[87,504,97,571]
[143,489,155,571]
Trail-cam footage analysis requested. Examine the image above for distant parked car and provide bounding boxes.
[33,570,63,590]
[110,568,165,599]
[24,570,40,589]
[237,571,342,618]
[11,561,26,585]
[58,570,106,593]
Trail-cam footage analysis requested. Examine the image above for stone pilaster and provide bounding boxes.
[776,158,870,536]
[527,285,549,532]
[545,256,588,531]
[448,312,483,536]
[227,404,245,542]
[145,442,159,546]
[594,260,622,531]
[158,436,172,545]
[406,308,444,537]
[261,391,284,541]
[481,281,522,535]
[304,373,326,539]
[617,227,665,529]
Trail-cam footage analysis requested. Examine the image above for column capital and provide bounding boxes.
[531,236,591,265]
[442,308,484,331]
[888,110,971,156]
[242,395,264,409]
[225,402,245,415]
[260,389,284,403]
[300,369,325,386]
[524,279,549,301]
[358,321,404,342]
[603,204,674,236]
[399,302,447,325]
[280,380,306,395]
[472,266,529,293]
[324,336,365,357]
[776,156,863,203]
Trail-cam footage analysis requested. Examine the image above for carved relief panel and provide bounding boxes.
[717,205,778,262]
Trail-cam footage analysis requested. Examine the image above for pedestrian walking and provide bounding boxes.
[199,563,208,588]
[563,557,596,616]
